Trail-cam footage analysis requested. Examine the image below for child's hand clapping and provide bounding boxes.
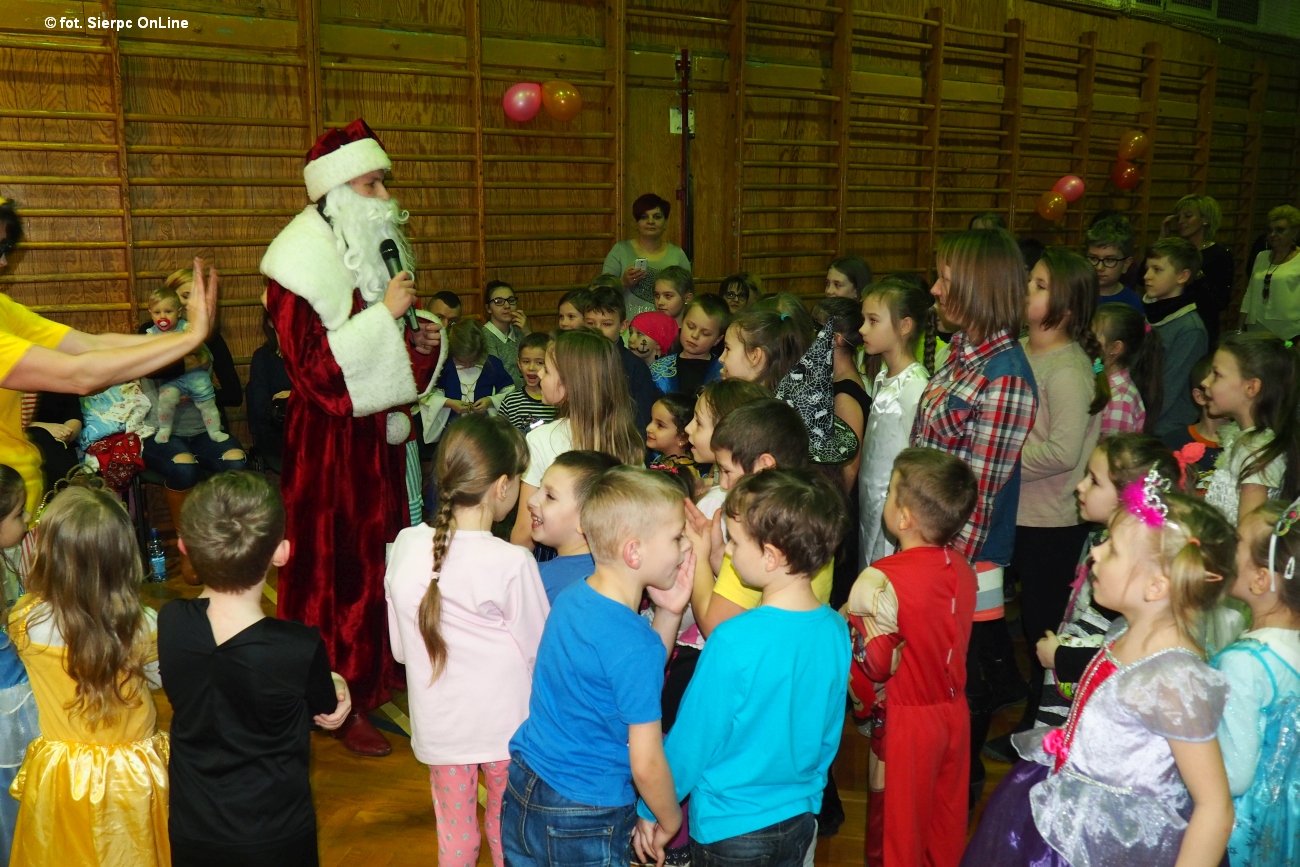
[683,499,724,576]
[647,549,696,616]
[1036,631,1060,670]
[632,816,672,867]
[314,672,352,731]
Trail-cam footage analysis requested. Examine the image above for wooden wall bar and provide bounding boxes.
[2,0,1298,421]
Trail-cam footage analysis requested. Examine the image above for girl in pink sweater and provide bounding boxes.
[384,415,550,867]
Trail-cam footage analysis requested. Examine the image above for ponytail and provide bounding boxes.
[1146,492,1235,649]
[1094,303,1163,435]
[730,307,812,390]
[419,415,529,681]
[862,277,938,372]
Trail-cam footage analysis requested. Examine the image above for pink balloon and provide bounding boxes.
[502,82,541,123]
[1052,174,1085,203]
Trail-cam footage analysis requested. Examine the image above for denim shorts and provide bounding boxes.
[501,754,635,867]
[690,812,817,867]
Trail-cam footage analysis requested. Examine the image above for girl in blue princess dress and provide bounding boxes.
[1214,496,1300,867]
[962,471,1235,867]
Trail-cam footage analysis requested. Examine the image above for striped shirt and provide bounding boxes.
[499,387,557,434]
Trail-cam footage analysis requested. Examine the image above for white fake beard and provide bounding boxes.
[321,183,417,305]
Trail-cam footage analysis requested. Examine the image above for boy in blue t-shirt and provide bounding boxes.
[504,467,695,866]
[526,449,619,603]
[634,468,850,867]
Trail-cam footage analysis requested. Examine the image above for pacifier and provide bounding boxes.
[155,318,173,331]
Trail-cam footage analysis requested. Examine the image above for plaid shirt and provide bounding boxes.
[910,330,1037,562]
[1100,368,1145,437]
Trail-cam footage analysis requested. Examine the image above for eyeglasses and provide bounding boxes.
[723,290,749,302]
[489,296,519,308]
[1086,255,1123,269]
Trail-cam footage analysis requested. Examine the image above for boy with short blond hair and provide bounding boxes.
[636,468,849,867]
[160,471,348,866]
[1144,237,1208,437]
[504,467,693,867]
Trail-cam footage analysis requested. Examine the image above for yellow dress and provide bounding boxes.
[8,596,170,867]
[0,295,72,515]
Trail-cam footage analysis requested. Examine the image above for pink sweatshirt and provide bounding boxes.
[384,527,550,766]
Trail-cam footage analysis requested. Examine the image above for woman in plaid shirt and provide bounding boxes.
[910,229,1038,807]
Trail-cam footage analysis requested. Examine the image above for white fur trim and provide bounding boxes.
[327,304,418,417]
[260,207,355,330]
[414,308,448,394]
[304,138,391,203]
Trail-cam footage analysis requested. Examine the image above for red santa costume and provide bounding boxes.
[260,120,444,753]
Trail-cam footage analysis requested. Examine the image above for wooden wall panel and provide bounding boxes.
[0,0,1298,384]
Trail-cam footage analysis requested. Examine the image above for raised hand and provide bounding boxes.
[185,256,219,341]
[383,270,416,320]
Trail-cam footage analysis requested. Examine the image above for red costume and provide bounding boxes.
[260,121,443,715]
[858,545,976,867]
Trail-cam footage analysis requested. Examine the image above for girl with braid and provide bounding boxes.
[384,414,550,867]
[1010,248,1108,737]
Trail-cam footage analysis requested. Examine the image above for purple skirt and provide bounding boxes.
[961,760,1070,867]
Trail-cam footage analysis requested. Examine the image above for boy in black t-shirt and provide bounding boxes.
[159,472,349,867]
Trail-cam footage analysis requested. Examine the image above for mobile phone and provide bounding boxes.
[634,257,648,271]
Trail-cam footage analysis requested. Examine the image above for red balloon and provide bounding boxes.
[502,82,541,123]
[1052,174,1085,203]
[541,81,582,122]
[1118,130,1149,161]
[1111,159,1141,192]
[1036,191,1067,222]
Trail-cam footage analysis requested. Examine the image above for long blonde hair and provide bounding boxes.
[420,415,528,680]
[550,330,644,465]
[26,488,149,729]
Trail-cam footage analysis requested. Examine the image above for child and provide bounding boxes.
[1163,354,1236,494]
[719,307,811,390]
[685,378,772,496]
[499,332,558,434]
[0,466,36,864]
[503,467,694,866]
[909,229,1038,801]
[1085,214,1144,312]
[484,280,529,389]
[9,487,170,865]
[162,472,350,867]
[858,279,935,568]
[628,310,679,364]
[436,319,515,423]
[527,449,620,603]
[1215,497,1300,866]
[654,266,694,327]
[826,255,873,300]
[635,469,850,867]
[386,415,549,867]
[1093,301,1163,436]
[556,287,593,332]
[647,392,694,467]
[651,295,729,396]
[985,435,1181,765]
[719,271,762,314]
[146,286,227,444]
[1202,332,1300,524]
[963,479,1236,867]
[1015,248,1106,733]
[508,329,644,547]
[584,285,660,431]
[1144,237,1208,438]
[849,448,978,867]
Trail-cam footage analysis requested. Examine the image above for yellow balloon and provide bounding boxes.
[541,81,582,122]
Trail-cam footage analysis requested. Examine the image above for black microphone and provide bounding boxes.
[379,239,420,331]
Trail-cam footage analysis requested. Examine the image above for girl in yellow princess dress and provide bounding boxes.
[9,486,169,866]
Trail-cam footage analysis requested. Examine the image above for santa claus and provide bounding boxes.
[260,120,445,755]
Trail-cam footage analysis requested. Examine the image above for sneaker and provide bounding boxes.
[982,732,1017,764]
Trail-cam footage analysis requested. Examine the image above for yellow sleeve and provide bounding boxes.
[712,556,835,609]
[712,554,762,611]
[0,296,71,382]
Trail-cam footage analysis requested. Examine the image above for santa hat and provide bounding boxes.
[630,312,679,355]
[303,119,392,202]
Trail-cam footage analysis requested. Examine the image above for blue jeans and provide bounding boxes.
[690,813,816,867]
[142,431,245,491]
[501,754,635,867]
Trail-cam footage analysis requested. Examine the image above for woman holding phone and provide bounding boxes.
[601,192,692,317]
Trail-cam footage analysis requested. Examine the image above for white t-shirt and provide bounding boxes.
[1205,426,1287,525]
[522,418,574,488]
